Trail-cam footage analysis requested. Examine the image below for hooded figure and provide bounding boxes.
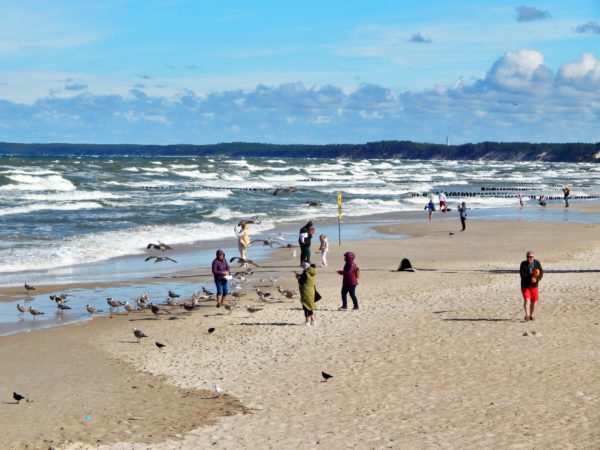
[297,264,317,325]
[337,251,360,310]
[212,249,230,307]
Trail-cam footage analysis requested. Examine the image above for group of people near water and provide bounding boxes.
[210,219,359,325]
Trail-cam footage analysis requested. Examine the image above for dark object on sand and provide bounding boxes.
[24,283,36,292]
[13,392,25,403]
[321,371,333,381]
[155,341,166,349]
[397,258,416,272]
[208,327,216,334]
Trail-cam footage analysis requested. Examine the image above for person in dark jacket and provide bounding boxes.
[458,202,467,231]
[298,221,314,266]
[212,249,230,307]
[519,250,544,321]
[337,251,360,310]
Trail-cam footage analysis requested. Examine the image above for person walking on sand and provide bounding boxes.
[562,185,570,208]
[520,250,543,321]
[438,191,447,212]
[337,251,360,310]
[519,193,524,208]
[234,222,251,266]
[425,197,435,222]
[296,262,317,325]
[212,249,230,308]
[298,221,314,266]
[318,234,329,267]
[458,202,467,231]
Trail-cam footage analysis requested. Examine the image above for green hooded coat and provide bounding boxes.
[299,266,317,311]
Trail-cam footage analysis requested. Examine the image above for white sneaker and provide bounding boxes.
[310,321,317,326]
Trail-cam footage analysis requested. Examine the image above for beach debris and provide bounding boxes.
[16,304,27,314]
[155,341,166,349]
[245,305,263,313]
[132,328,147,343]
[86,304,102,314]
[229,256,261,268]
[147,241,173,251]
[208,327,216,334]
[214,385,226,396]
[24,283,36,292]
[272,186,297,196]
[321,371,333,381]
[145,255,178,263]
[28,307,44,319]
[397,258,416,272]
[13,392,26,404]
[522,331,529,336]
[168,290,180,298]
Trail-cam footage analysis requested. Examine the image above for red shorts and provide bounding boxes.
[521,287,539,302]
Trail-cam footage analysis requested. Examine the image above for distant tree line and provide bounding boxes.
[0,140,598,162]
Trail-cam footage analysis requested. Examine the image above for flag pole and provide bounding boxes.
[337,193,342,246]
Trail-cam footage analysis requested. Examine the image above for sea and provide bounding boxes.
[1,155,599,335]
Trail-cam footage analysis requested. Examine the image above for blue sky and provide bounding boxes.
[0,0,599,145]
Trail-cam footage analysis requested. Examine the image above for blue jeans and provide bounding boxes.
[341,285,359,309]
[215,279,229,296]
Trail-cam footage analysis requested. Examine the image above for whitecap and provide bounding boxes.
[0,202,103,217]
[0,174,76,191]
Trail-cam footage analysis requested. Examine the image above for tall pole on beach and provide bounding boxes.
[337,193,342,245]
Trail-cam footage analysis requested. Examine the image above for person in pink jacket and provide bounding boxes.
[337,251,360,310]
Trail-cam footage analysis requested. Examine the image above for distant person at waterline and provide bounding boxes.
[438,191,448,212]
[562,185,570,207]
[538,195,547,207]
[458,202,467,231]
[519,193,524,208]
[425,197,435,222]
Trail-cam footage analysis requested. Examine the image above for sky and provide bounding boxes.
[0,0,599,145]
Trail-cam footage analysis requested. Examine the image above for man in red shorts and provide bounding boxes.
[519,251,544,321]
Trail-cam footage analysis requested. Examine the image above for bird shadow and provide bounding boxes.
[1,401,20,405]
[118,340,141,344]
[442,318,515,322]
[128,317,160,322]
[237,322,297,327]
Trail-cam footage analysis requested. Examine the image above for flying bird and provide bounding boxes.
[273,186,298,196]
[245,305,263,313]
[13,392,26,404]
[250,238,286,248]
[237,216,261,227]
[145,256,178,263]
[132,328,148,343]
[321,371,333,381]
[24,283,36,292]
[28,307,44,319]
[229,257,261,268]
[147,241,173,251]
[155,341,166,349]
[208,327,216,334]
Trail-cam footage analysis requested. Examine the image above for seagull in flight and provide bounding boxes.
[147,241,173,251]
[145,256,178,263]
[229,257,261,268]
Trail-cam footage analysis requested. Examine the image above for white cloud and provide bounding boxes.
[485,50,552,93]
[556,54,600,91]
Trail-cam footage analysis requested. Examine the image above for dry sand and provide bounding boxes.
[2,217,600,449]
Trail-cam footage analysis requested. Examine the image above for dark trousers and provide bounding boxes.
[341,285,359,308]
[460,217,466,231]
[302,305,313,317]
[300,244,311,264]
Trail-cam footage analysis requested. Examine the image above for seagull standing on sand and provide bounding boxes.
[24,283,36,292]
[321,371,333,381]
[245,305,262,313]
[132,328,147,343]
[214,385,226,396]
[107,297,124,311]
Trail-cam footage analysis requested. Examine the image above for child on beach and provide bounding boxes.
[296,262,317,325]
[319,234,329,267]
[337,251,360,310]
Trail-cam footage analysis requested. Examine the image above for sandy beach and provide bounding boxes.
[2,215,600,449]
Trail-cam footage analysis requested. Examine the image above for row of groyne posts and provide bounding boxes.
[139,178,600,201]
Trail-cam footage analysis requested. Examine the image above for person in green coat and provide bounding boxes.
[297,263,317,325]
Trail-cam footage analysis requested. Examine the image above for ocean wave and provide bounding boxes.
[0,201,103,217]
[0,174,76,192]
[1,168,58,176]
[141,167,170,173]
[20,191,129,201]
[122,167,139,172]
[183,190,232,199]
[173,170,219,179]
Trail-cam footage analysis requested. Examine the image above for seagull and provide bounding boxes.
[245,305,262,313]
[13,392,26,404]
[147,241,173,251]
[321,371,333,381]
[291,249,297,258]
[16,304,27,314]
[28,307,44,319]
[229,257,261,268]
[155,341,166,349]
[250,238,286,248]
[214,385,226,396]
[182,303,199,313]
[273,186,298,196]
[202,286,214,296]
[50,294,69,303]
[277,286,297,299]
[237,216,261,227]
[166,297,178,306]
[132,328,147,343]
[256,289,272,302]
[168,290,180,298]
[107,297,124,311]
[124,301,136,314]
[24,283,36,292]
[57,302,71,311]
[86,304,102,314]
[150,303,162,319]
[223,302,237,312]
[145,256,178,263]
